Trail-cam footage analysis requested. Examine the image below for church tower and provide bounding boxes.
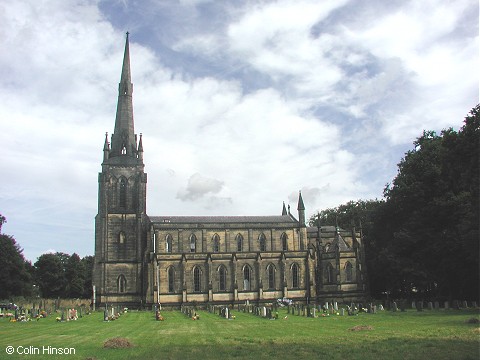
[94,33,148,307]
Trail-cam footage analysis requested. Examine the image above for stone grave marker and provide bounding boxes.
[392,302,398,312]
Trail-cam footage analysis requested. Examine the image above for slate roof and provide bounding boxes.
[150,215,297,225]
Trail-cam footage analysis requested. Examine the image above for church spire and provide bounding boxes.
[110,32,136,159]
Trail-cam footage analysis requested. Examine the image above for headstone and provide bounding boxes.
[225,307,229,319]
[262,307,267,318]
[444,301,449,310]
[392,302,398,312]
[313,308,316,317]
[334,302,338,311]
[453,300,460,310]
[379,304,384,311]
[411,301,416,309]
[372,305,377,314]
[416,301,423,311]
[471,301,477,308]
[427,302,433,310]
[462,301,468,309]
[434,301,439,310]
[340,308,345,316]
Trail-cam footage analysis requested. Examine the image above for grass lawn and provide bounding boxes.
[0,308,478,360]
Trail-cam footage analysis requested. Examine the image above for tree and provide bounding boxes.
[379,105,479,300]
[0,234,32,299]
[34,253,67,298]
[65,253,85,298]
[81,255,94,298]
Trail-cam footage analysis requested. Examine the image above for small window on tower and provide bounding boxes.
[119,178,127,208]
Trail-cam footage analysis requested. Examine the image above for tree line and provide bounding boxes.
[0,216,93,300]
[310,105,479,301]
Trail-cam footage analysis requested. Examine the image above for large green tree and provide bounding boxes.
[379,105,479,300]
[0,214,33,299]
[34,253,67,298]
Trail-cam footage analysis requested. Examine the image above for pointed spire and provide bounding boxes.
[282,201,287,216]
[103,132,110,151]
[103,132,110,162]
[297,190,305,210]
[110,32,136,159]
[138,133,143,152]
[297,191,306,227]
[120,32,131,85]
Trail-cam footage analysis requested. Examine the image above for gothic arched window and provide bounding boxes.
[190,234,197,253]
[281,232,288,251]
[119,177,127,208]
[267,264,276,290]
[345,262,353,282]
[165,234,173,253]
[292,263,299,288]
[243,265,251,291]
[218,265,227,291]
[168,267,175,293]
[117,275,126,293]
[259,233,266,251]
[236,234,243,252]
[213,234,220,253]
[193,266,201,292]
[325,263,335,284]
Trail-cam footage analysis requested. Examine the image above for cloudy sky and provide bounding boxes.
[0,0,477,262]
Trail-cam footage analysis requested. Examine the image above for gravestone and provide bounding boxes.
[416,302,423,312]
[453,300,460,310]
[340,308,345,316]
[427,302,433,310]
[444,301,449,309]
[411,301,416,309]
[392,302,398,312]
[471,301,477,308]
[462,301,468,309]
[372,305,377,314]
[379,304,384,311]
[434,301,439,310]
[334,302,338,311]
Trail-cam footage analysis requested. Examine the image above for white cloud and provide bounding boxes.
[177,173,225,201]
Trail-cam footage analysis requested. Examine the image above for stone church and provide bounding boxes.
[93,34,367,308]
